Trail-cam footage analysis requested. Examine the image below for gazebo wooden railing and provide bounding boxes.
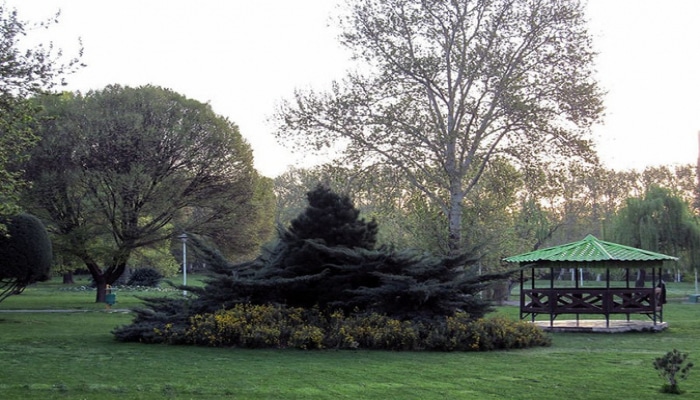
[520,286,663,328]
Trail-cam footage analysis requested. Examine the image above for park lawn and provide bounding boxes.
[0,281,699,399]
[0,275,206,310]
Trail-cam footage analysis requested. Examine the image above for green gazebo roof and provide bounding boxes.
[504,234,678,265]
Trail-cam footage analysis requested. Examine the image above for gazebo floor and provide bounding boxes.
[532,319,667,333]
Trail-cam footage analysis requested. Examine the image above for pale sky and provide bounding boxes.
[5,0,700,177]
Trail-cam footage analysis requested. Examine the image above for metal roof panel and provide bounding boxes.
[504,235,678,264]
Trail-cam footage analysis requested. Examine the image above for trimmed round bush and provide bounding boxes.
[0,213,52,295]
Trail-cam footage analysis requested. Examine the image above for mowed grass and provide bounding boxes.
[1,279,699,399]
[0,275,203,310]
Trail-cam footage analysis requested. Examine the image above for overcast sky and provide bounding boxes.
[6,0,700,177]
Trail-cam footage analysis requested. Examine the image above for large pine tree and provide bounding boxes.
[286,184,378,249]
[115,185,506,342]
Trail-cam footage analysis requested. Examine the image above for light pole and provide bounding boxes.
[178,233,188,296]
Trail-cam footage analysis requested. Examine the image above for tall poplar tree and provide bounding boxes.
[275,0,603,254]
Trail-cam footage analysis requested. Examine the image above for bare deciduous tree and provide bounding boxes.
[276,0,603,253]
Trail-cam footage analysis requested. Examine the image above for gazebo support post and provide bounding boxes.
[520,268,526,321]
[605,267,611,328]
[657,267,661,324]
[652,266,657,325]
[533,265,538,323]
[549,267,555,327]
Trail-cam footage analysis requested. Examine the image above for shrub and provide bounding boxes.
[290,325,325,350]
[653,349,694,394]
[468,316,551,351]
[423,312,476,351]
[127,267,163,287]
[0,213,52,302]
[176,305,550,351]
[185,304,290,348]
[325,312,420,351]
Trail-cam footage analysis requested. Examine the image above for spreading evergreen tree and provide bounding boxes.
[114,185,507,342]
[184,184,381,310]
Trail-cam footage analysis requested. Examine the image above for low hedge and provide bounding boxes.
[150,304,550,351]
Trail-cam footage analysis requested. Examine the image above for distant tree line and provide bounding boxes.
[273,162,700,287]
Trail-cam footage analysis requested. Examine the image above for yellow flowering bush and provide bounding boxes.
[174,304,549,351]
[290,325,325,349]
[423,312,551,351]
[186,304,288,348]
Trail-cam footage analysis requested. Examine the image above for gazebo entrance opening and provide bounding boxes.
[505,235,677,332]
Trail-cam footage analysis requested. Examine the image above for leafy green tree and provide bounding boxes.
[0,213,52,302]
[275,0,603,253]
[129,243,180,278]
[207,175,276,262]
[612,185,700,285]
[640,165,697,206]
[0,5,81,223]
[22,85,266,302]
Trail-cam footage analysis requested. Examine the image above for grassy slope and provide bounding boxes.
[0,278,698,399]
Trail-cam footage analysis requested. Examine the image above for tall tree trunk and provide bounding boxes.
[447,203,462,255]
[94,274,107,303]
[635,268,646,288]
[447,181,464,255]
[75,248,111,303]
[90,249,130,303]
[62,272,75,284]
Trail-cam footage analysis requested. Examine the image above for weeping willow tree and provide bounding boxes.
[612,185,700,285]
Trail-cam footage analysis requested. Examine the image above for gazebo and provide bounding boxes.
[504,235,678,332]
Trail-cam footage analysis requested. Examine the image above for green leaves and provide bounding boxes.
[0,6,82,223]
[653,349,694,394]
[22,85,267,300]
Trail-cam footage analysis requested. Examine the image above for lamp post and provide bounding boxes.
[178,233,188,296]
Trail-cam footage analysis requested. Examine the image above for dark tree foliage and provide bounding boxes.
[286,184,378,249]
[0,213,52,302]
[114,186,506,342]
[0,6,82,222]
[22,85,264,303]
[254,184,380,308]
[126,267,163,287]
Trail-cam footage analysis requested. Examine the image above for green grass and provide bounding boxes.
[1,279,699,399]
[0,275,203,310]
